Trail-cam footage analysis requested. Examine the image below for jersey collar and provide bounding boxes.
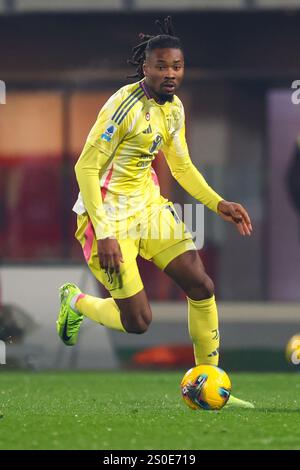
[139,79,174,107]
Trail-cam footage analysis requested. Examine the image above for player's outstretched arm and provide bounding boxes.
[163,118,223,214]
[163,113,253,236]
[217,200,253,236]
[164,149,253,236]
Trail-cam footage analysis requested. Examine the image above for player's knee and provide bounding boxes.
[186,274,215,300]
[121,308,152,334]
[132,321,149,334]
[203,275,215,297]
[124,316,150,334]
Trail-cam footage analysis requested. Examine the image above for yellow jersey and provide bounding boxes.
[73,79,223,239]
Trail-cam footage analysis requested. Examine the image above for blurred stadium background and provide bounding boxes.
[0,0,300,372]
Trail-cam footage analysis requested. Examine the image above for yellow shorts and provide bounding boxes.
[75,199,196,299]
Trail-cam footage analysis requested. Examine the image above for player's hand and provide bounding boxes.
[217,200,253,236]
[97,238,124,274]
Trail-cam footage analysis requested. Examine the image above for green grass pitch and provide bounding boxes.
[0,371,299,450]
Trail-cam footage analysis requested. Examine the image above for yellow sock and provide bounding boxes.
[75,294,125,332]
[188,295,219,366]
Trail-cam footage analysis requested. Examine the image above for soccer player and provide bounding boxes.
[57,17,253,408]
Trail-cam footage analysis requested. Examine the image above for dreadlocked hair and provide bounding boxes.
[127,16,182,80]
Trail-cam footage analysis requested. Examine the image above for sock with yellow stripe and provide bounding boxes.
[74,294,125,332]
[187,294,219,365]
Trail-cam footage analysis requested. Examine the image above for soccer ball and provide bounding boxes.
[286,334,300,365]
[180,364,231,411]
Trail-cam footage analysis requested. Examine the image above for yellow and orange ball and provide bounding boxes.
[180,364,231,411]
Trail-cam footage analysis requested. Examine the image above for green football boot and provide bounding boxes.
[56,283,83,346]
[227,394,255,409]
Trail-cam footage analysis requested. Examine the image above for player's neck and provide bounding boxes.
[143,80,173,105]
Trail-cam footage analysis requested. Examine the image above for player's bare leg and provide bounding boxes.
[114,289,152,334]
[164,249,214,301]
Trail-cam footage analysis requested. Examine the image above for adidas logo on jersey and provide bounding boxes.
[142,124,152,134]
